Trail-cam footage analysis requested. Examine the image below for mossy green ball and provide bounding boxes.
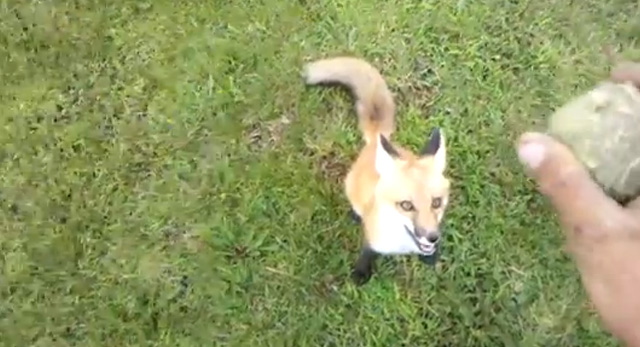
[548,81,640,202]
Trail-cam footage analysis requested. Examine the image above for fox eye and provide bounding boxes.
[398,200,415,211]
[431,197,442,209]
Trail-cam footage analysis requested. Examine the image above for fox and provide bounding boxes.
[302,56,451,285]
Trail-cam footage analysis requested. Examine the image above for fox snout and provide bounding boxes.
[414,227,440,244]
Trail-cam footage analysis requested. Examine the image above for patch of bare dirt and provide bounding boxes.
[393,57,441,111]
[312,274,340,298]
[245,115,292,151]
[315,150,350,184]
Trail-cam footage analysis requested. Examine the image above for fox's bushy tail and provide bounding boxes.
[303,56,395,143]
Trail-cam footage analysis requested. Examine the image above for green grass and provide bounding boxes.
[1,0,640,345]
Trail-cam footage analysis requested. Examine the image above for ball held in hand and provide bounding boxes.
[547,81,640,203]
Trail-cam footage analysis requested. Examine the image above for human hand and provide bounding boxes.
[515,62,640,346]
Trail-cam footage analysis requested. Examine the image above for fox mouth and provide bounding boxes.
[404,226,437,255]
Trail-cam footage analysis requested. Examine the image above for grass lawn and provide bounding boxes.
[1,0,640,345]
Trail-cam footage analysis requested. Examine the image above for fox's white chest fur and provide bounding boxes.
[368,204,422,255]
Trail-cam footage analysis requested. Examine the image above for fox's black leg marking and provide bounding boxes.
[351,247,378,285]
[418,249,439,266]
[348,208,362,224]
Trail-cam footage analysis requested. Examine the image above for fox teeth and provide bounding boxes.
[418,237,430,245]
[421,246,436,255]
[419,242,435,252]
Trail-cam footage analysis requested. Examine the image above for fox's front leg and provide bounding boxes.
[349,208,362,224]
[418,250,439,266]
[351,246,378,285]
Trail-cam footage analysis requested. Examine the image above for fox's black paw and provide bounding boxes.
[418,251,439,266]
[350,267,372,286]
[349,208,362,224]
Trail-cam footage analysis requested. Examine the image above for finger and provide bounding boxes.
[624,195,640,215]
[621,197,640,236]
[516,132,626,232]
[609,61,640,89]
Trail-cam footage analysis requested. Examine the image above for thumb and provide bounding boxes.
[516,132,625,231]
[609,61,640,89]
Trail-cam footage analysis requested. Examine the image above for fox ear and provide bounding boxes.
[376,134,399,177]
[420,128,446,174]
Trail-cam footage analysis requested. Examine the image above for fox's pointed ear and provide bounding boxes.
[420,128,446,174]
[376,134,399,177]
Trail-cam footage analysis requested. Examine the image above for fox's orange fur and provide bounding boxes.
[303,56,451,284]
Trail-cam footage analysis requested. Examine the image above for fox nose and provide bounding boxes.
[426,232,440,243]
[416,228,440,243]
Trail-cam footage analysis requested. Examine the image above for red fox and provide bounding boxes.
[303,56,451,285]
